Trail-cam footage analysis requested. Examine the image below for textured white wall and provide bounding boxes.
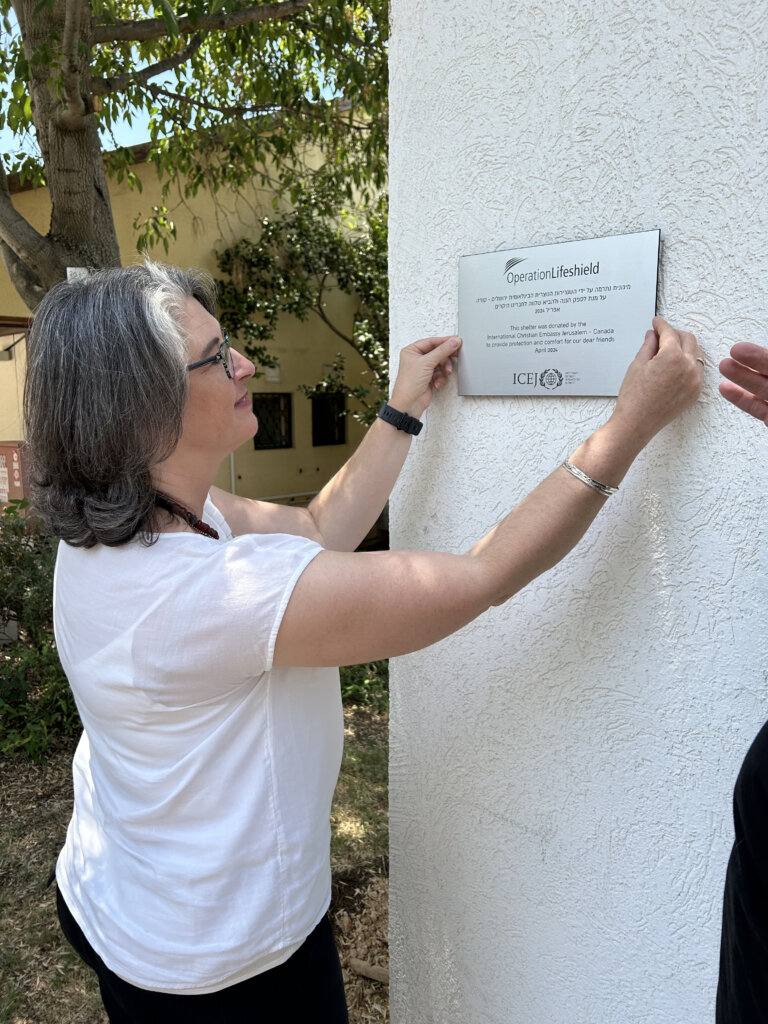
[388,3,768,1022]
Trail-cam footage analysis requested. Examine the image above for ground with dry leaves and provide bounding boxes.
[0,707,389,1023]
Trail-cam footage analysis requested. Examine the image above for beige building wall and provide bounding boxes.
[0,332,25,443]
[0,153,369,502]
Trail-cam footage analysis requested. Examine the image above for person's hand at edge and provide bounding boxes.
[719,342,768,425]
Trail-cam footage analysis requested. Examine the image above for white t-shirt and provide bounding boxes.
[54,497,343,994]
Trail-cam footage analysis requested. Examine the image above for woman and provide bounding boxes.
[716,341,768,1023]
[24,261,702,1023]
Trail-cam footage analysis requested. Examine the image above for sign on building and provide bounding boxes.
[0,442,28,504]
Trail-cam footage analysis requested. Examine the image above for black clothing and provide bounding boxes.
[57,887,349,1024]
[717,719,768,1022]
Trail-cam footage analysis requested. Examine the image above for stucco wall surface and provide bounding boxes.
[388,2,768,1022]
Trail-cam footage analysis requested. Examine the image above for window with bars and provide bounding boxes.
[252,393,293,450]
[311,392,346,446]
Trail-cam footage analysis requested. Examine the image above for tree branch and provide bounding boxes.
[310,271,355,350]
[0,239,47,310]
[106,83,372,134]
[92,0,314,45]
[59,0,87,125]
[91,35,203,96]
[0,155,63,289]
[310,306,355,348]
[145,83,280,117]
[309,275,379,375]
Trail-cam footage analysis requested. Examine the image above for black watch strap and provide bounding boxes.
[377,402,423,436]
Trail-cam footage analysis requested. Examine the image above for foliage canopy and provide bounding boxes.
[0,0,388,309]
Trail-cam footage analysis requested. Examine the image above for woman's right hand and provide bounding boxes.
[607,317,704,455]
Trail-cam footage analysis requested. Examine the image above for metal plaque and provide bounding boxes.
[458,229,661,396]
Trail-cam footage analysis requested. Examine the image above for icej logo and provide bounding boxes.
[504,256,525,276]
[539,368,563,390]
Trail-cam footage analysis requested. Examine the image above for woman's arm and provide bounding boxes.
[212,335,459,546]
[305,335,460,550]
[273,319,703,667]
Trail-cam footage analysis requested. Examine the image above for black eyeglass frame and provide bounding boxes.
[186,328,234,380]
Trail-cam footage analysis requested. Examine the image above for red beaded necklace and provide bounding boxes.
[154,491,220,540]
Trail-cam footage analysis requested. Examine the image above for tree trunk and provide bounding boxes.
[2,0,121,310]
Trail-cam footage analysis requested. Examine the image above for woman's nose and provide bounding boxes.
[233,348,255,381]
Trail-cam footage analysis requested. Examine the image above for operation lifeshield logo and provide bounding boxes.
[502,255,601,286]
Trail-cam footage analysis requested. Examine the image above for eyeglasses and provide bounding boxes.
[186,328,235,380]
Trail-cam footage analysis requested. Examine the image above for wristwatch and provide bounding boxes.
[377,402,423,436]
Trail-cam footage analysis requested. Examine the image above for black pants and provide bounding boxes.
[717,719,768,1022]
[57,888,349,1024]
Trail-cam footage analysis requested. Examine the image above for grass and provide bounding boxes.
[332,705,390,1023]
[0,669,390,1024]
[333,706,389,871]
[0,747,105,1023]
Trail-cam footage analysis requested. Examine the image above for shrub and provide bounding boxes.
[0,499,58,645]
[0,639,80,760]
[0,500,80,761]
[339,660,388,712]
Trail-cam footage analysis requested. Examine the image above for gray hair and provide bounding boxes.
[24,262,217,547]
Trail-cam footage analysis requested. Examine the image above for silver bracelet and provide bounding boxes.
[561,459,619,497]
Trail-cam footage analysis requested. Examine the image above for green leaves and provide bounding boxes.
[216,187,388,424]
[155,0,179,37]
[133,204,177,253]
[3,47,32,133]
[339,659,388,711]
[0,500,57,647]
[109,0,386,206]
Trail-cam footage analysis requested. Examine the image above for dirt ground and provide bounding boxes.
[332,864,389,1023]
[0,713,389,1023]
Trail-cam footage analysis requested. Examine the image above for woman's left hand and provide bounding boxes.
[389,335,462,419]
